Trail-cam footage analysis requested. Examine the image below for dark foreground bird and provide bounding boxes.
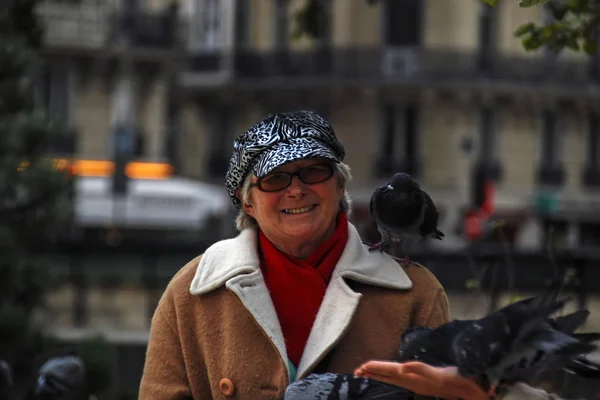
[282,372,414,400]
[29,355,86,400]
[368,173,444,264]
[284,281,600,399]
[397,280,600,393]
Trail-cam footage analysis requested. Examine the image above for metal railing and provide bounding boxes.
[37,1,111,48]
[227,47,598,89]
[37,1,183,50]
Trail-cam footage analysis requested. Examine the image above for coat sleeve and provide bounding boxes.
[420,287,451,329]
[409,267,451,329]
[139,288,193,400]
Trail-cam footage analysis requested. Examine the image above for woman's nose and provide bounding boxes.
[285,176,307,197]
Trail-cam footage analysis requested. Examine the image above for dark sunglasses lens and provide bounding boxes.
[259,172,291,192]
[299,164,334,184]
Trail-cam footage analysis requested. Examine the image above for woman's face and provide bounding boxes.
[242,158,345,255]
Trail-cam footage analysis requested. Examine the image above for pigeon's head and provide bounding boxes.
[397,326,432,361]
[401,326,431,345]
[389,173,418,191]
[33,356,85,398]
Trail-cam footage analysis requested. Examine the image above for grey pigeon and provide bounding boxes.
[282,372,413,400]
[0,360,12,400]
[368,173,443,264]
[397,280,600,393]
[31,355,85,400]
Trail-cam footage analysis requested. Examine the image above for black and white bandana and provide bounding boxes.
[225,110,345,208]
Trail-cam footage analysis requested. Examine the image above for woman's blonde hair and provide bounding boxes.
[235,161,353,231]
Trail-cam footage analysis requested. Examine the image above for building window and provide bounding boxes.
[582,114,600,186]
[234,0,250,47]
[476,107,501,177]
[477,2,497,72]
[188,0,221,50]
[203,0,221,49]
[134,129,145,157]
[207,104,234,178]
[373,102,420,178]
[273,0,289,49]
[382,0,422,46]
[536,109,565,186]
[40,61,76,155]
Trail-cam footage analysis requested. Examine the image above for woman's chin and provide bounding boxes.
[283,225,319,239]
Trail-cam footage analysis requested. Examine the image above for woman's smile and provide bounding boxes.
[282,205,318,215]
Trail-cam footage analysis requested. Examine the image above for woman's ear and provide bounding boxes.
[242,201,254,217]
[237,189,254,216]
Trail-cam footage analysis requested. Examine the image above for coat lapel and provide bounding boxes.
[225,270,289,372]
[296,225,412,378]
[189,229,290,377]
[189,222,413,381]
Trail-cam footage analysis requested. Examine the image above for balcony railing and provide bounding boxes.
[225,47,598,91]
[37,1,183,50]
[110,6,181,49]
[37,1,111,48]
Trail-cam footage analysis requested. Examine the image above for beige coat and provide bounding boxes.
[139,222,451,399]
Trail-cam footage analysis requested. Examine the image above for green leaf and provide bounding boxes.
[583,39,598,54]
[482,0,498,6]
[550,4,570,21]
[541,26,556,40]
[566,35,580,51]
[518,0,551,7]
[523,36,544,50]
[514,22,536,37]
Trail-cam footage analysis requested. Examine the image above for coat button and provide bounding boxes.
[219,378,235,397]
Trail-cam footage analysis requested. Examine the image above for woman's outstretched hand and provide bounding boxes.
[354,360,494,400]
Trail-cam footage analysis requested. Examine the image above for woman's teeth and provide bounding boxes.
[284,205,315,214]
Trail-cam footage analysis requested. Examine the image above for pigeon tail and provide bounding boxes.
[572,332,600,343]
[564,357,600,379]
[551,310,590,334]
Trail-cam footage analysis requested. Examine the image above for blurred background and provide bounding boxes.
[5,0,600,398]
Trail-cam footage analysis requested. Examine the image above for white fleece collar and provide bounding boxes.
[190,222,412,295]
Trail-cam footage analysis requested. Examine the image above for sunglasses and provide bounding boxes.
[250,163,335,192]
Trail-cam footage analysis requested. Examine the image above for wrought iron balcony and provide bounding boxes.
[224,46,598,97]
[38,1,183,51]
[37,1,111,48]
[110,5,181,49]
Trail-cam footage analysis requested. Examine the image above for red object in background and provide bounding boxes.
[464,180,496,242]
[481,180,495,216]
[464,209,486,241]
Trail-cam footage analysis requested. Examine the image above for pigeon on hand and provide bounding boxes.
[368,172,444,265]
[396,280,600,394]
[0,360,12,400]
[281,372,414,400]
[30,355,86,400]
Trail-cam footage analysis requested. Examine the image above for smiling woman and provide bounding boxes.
[139,110,464,400]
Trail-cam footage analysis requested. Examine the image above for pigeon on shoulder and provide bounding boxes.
[369,172,444,265]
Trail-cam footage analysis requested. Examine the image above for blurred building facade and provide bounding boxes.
[38,0,600,246]
[34,2,600,397]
